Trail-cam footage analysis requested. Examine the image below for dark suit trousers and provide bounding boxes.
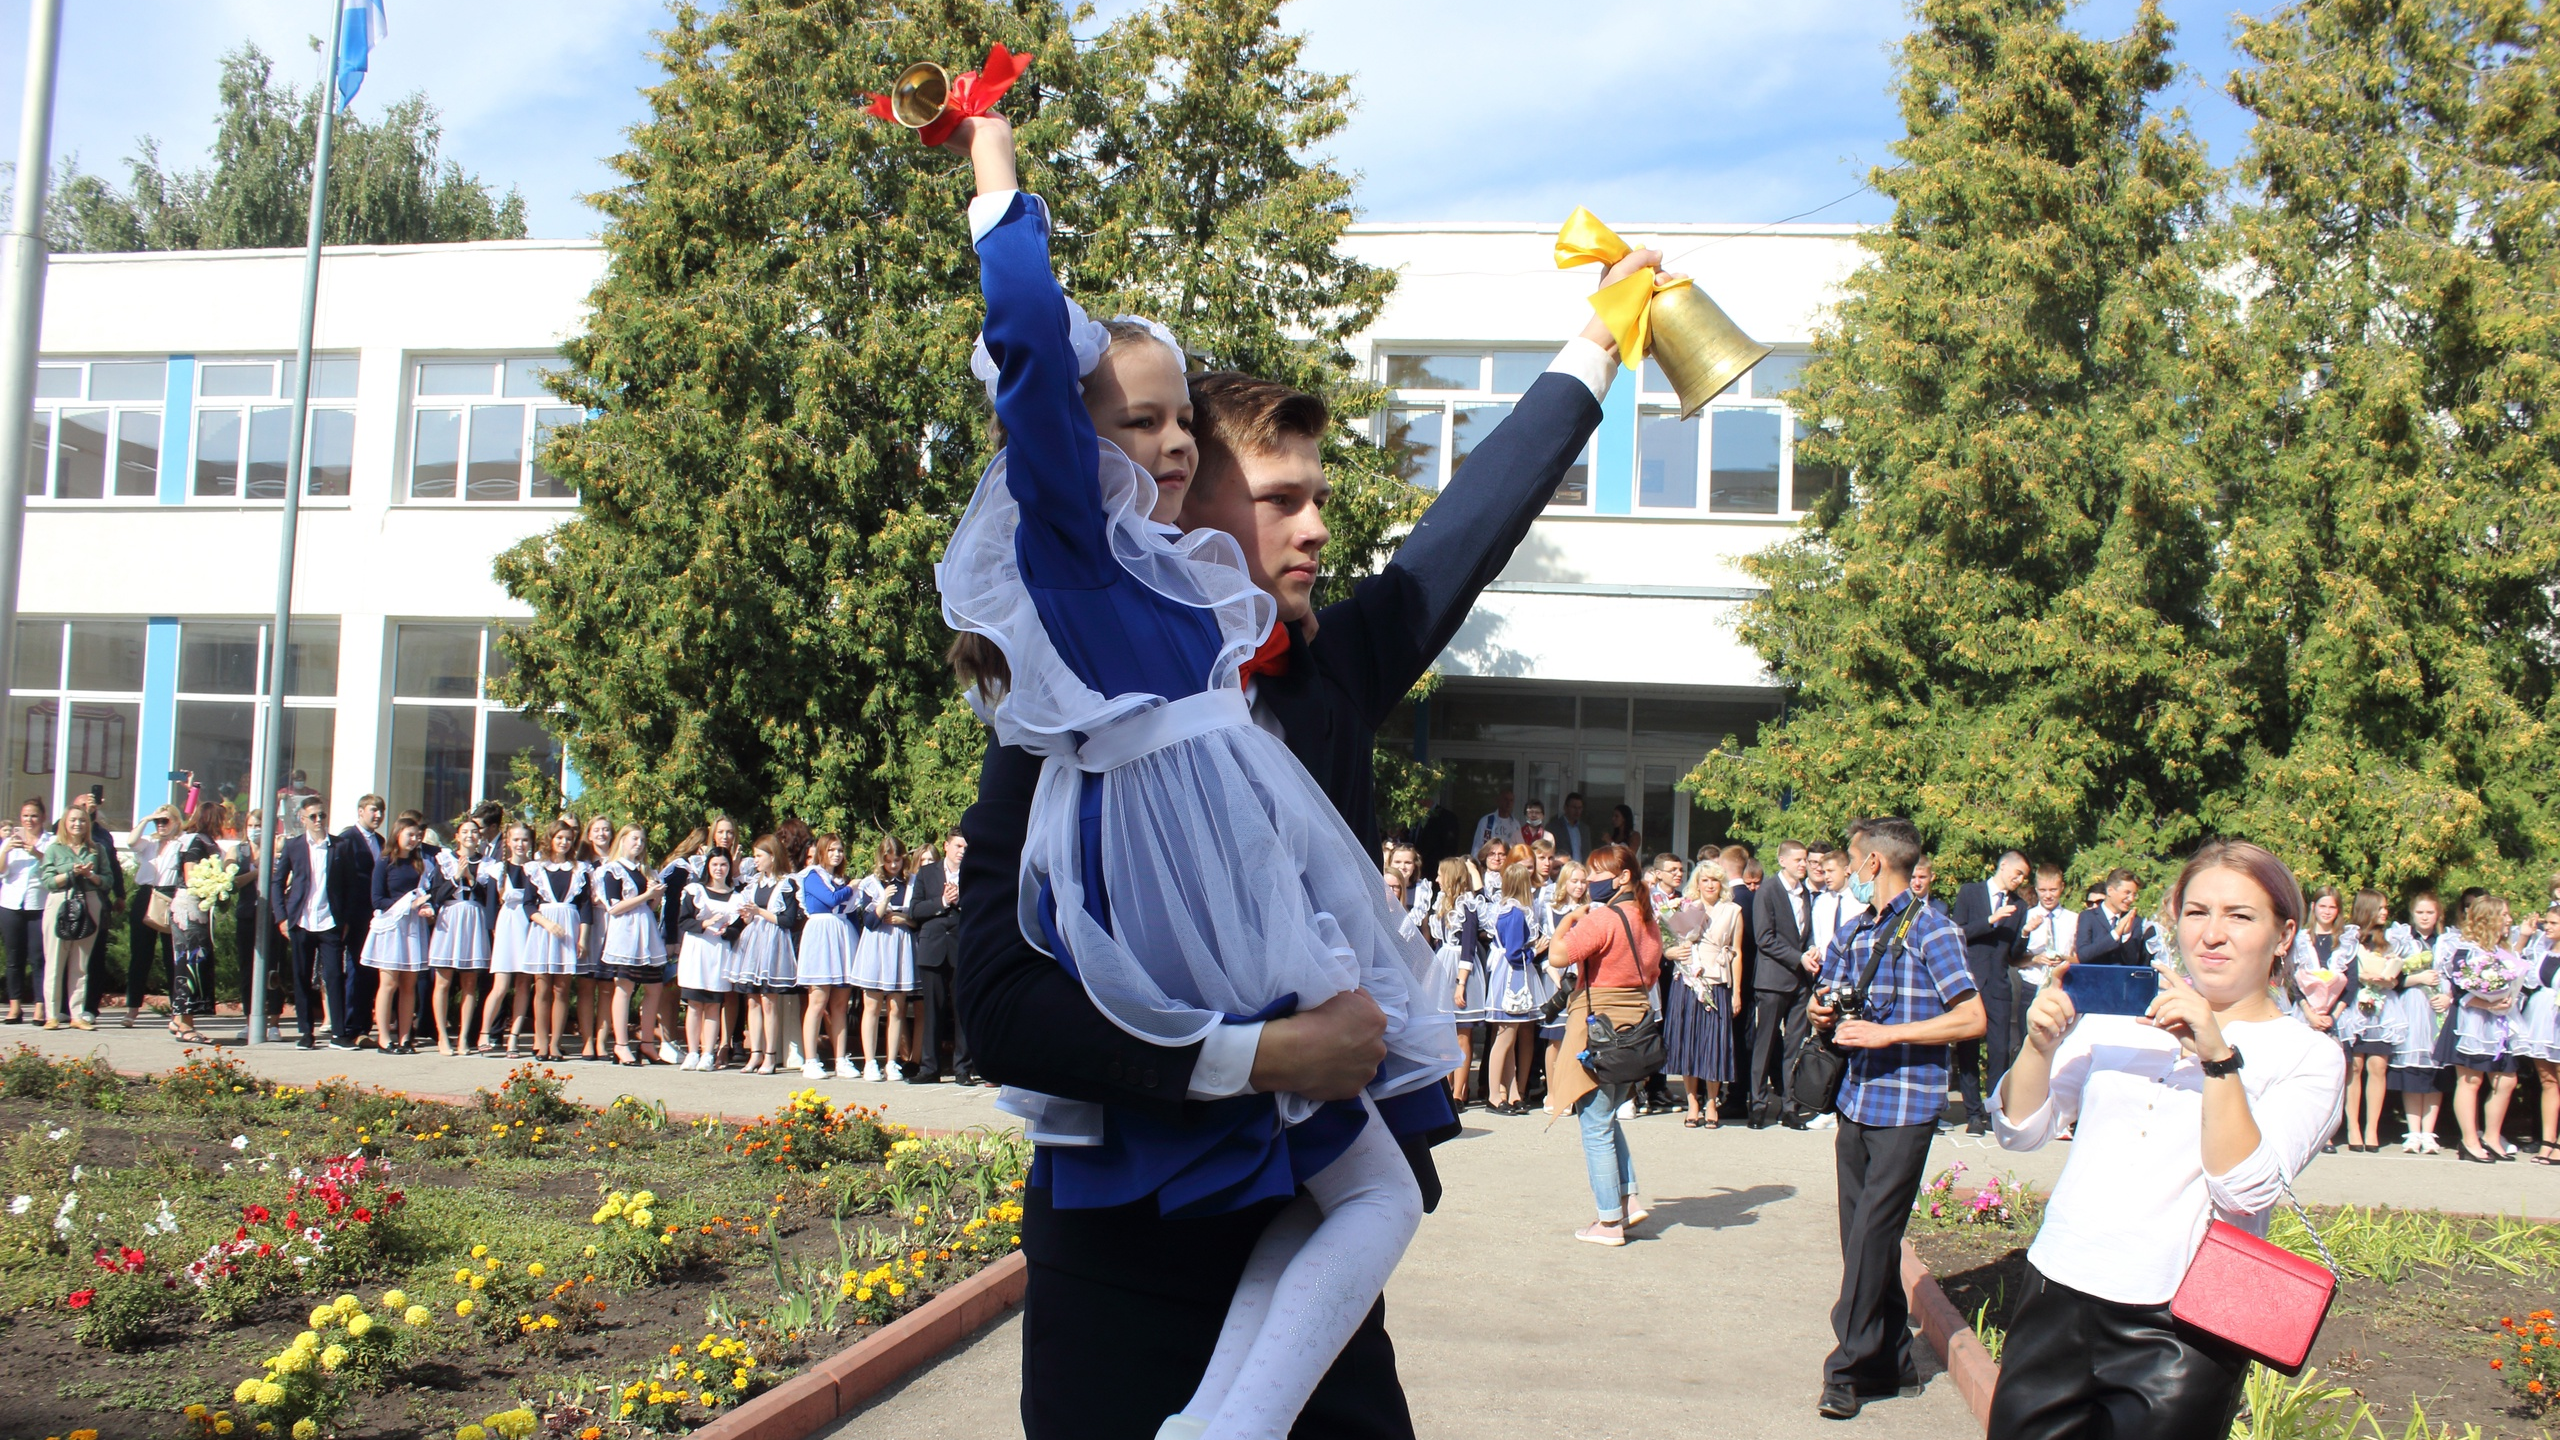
[1749,986,1810,1113]
[1953,952,2016,1116]
[1827,1117,1936,1394]
[1022,1189,1414,1440]
[910,962,967,1079]
[288,927,343,1040]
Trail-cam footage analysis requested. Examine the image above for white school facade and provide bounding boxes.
[13,220,1864,853]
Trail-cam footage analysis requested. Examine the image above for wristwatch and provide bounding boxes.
[2199,1047,2244,1079]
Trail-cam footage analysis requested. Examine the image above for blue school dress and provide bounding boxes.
[936,189,1457,1217]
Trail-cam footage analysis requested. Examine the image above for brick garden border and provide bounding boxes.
[1900,1237,1997,1428]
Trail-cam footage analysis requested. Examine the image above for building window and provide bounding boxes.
[1373,350,1592,505]
[192,357,360,501]
[387,623,566,823]
[406,358,580,504]
[1633,351,1809,518]
[7,618,144,822]
[30,360,164,502]
[168,619,339,828]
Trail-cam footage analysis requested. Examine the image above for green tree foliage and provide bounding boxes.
[47,43,525,252]
[2203,0,2560,896]
[1687,0,2231,887]
[490,0,1405,842]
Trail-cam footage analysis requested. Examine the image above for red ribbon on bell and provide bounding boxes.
[867,43,1032,149]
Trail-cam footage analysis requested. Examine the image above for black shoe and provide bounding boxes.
[1818,1385,1862,1420]
[296,1035,319,1051]
[1965,1114,1990,1136]
[329,1036,358,1051]
[1781,1113,1810,1131]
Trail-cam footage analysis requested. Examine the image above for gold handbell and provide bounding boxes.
[1645,285,1771,420]
[888,61,950,129]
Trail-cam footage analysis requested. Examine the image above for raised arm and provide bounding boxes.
[947,115,1112,589]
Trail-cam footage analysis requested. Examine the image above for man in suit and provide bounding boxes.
[328,795,384,1045]
[1951,851,2030,1135]
[958,258,1632,1439]
[903,829,971,1085]
[1749,839,1818,1129]
[1554,792,1591,863]
[269,795,342,1050]
[2074,867,2151,965]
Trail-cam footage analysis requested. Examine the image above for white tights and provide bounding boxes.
[1162,1096,1423,1440]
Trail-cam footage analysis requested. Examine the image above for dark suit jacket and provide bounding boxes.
[268,833,337,934]
[1751,878,1813,993]
[1954,881,2025,973]
[2075,905,2151,965]
[906,857,960,971]
[328,826,378,943]
[957,370,1604,1125]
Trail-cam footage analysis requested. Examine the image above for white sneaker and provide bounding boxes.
[1614,1100,1635,1121]
[800,1061,828,1080]
[659,1042,683,1066]
[1808,1113,1838,1131]
[864,1061,884,1083]
[2420,1134,2444,1155]
[837,1061,863,1081]
[889,1062,907,1082]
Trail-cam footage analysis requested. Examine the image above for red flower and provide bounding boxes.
[244,1204,270,1224]
[351,1207,372,1223]
[232,1226,249,1243]
[118,1246,148,1271]
[64,1288,95,1309]
[324,1195,344,1216]
[255,1243,273,1258]
[284,1210,300,1227]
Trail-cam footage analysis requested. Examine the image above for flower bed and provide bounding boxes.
[0,1049,1025,1439]
[1913,1200,2560,1437]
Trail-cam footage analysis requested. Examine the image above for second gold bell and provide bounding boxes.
[1647,286,1770,420]
[888,61,950,128]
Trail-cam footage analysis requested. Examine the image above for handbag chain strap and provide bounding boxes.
[2275,1173,2337,1273]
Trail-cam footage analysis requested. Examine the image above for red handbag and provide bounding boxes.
[2169,1215,2337,1374]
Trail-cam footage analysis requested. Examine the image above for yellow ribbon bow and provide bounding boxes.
[1554,207,1692,368]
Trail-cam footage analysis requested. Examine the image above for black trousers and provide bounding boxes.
[1986,1265,2250,1440]
[1748,986,1810,1115]
[288,928,346,1040]
[1827,1116,1936,1393]
[910,962,969,1079]
[124,887,174,1009]
[1953,953,2017,1117]
[0,904,40,1005]
[1020,1187,1415,1440]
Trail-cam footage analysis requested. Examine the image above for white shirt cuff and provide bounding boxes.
[1186,1020,1265,1100]
[967,190,1020,245]
[1546,336,1616,405]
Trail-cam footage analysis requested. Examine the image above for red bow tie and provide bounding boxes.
[1241,625,1292,684]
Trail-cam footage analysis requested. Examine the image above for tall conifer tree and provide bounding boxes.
[1685,0,2233,881]
[490,0,1401,839]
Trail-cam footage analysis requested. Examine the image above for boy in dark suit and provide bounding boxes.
[1951,852,2029,1133]
[269,796,343,1049]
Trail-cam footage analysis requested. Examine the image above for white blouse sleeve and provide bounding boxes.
[1991,1025,2091,1151]
[2203,1039,2345,1220]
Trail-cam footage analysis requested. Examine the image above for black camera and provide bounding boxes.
[1816,979,1865,1022]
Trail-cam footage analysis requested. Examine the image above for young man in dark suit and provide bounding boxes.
[2074,867,2151,965]
[327,795,383,1046]
[957,253,1643,1439]
[902,829,971,1084]
[269,795,342,1050]
[1749,839,1817,1128]
[1950,851,2029,1134]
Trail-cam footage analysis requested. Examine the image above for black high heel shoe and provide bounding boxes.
[2458,1144,2498,1163]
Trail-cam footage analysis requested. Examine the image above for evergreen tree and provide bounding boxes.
[490,0,1403,841]
[48,44,525,252]
[1684,0,2233,884]
[2203,0,2560,895]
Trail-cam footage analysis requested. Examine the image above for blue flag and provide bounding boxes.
[333,0,388,112]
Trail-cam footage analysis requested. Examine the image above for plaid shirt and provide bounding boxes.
[1818,890,1978,1129]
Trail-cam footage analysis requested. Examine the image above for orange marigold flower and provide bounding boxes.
[2493,1360,2505,1370]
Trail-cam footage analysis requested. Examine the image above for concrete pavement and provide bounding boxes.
[22,1021,2560,1439]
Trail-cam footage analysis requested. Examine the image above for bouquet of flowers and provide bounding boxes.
[2296,967,2352,1017]
[2450,946,2521,1011]
[185,856,239,911]
[2352,949,2403,1011]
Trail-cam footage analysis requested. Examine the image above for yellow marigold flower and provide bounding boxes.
[454,1269,473,1284]
[293,1331,320,1352]
[406,1305,431,1327]
[456,1427,488,1440]
[234,1380,262,1405]
[526,1262,545,1278]
[583,1245,598,1258]
[320,1343,348,1371]
[471,1244,488,1259]
[470,1274,487,1291]
[456,1299,474,1317]
[856,1288,873,1302]
[631,1190,657,1208]
[308,1305,336,1329]
[275,1350,311,1376]
[888,1281,905,1297]
[292,1422,317,1440]
[484,1257,500,1271]
[332,1293,360,1316]
[347,1313,375,1338]
[253,1381,286,1407]
[619,1405,634,1418]
[187,1406,210,1421]
[215,1421,235,1436]
[382,1289,407,1309]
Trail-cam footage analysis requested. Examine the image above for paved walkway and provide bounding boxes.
[22,1021,2560,1439]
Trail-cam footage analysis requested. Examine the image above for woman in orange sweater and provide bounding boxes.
[1550,843,1666,1246]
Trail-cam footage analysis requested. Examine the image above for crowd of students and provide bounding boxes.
[1387,811,2560,1159]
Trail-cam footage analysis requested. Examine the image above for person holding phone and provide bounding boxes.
[0,798,45,1024]
[1984,841,2344,1439]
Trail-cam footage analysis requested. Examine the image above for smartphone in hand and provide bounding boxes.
[2061,964,2163,1017]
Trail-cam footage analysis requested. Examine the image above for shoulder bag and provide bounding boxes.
[1577,905,1666,1087]
[55,875,96,942]
[1790,904,1918,1117]
[2169,1182,2337,1374]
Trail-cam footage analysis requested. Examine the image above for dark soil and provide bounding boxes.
[1914,1231,2560,1438]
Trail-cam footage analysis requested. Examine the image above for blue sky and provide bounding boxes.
[0,0,2267,239]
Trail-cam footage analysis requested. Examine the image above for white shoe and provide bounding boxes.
[889,1062,907,1082]
[2419,1134,2444,1155]
[2399,1135,2421,1153]
[1614,1100,1635,1121]
[800,1061,828,1080]
[659,1042,682,1066]
[864,1061,884,1083]
[837,1061,863,1081]
[1808,1112,1838,1131]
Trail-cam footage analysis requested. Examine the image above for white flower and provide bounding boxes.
[230,1135,248,1151]
[6,1195,27,1216]
[69,1165,81,1182]
[46,1126,67,1140]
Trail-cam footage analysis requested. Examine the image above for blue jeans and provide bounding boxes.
[1573,1081,1638,1221]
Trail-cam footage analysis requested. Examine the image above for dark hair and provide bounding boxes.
[299,794,326,814]
[189,802,227,841]
[384,820,425,865]
[1847,817,1923,878]
[702,846,735,885]
[1584,843,1654,930]
[775,817,813,872]
[2104,867,2140,889]
[1188,371,1330,504]
[544,818,579,860]
[874,834,907,879]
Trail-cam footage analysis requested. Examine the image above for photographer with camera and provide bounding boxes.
[1805,817,1984,1420]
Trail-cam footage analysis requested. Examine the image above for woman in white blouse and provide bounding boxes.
[1985,839,2344,1440]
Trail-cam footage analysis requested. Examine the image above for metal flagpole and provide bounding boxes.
[0,0,64,787]
[252,0,349,1045]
